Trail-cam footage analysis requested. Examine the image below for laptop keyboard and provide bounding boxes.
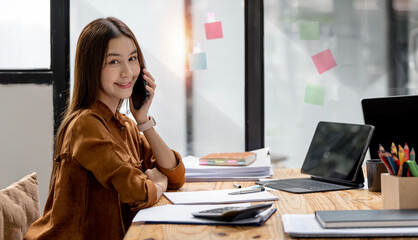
[262,178,352,192]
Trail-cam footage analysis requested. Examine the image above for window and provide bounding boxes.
[0,0,50,70]
[264,0,414,168]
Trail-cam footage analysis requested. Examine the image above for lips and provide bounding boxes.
[115,82,132,89]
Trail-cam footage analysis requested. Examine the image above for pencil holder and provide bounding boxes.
[381,173,418,209]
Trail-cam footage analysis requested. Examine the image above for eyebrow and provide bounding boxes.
[106,50,137,58]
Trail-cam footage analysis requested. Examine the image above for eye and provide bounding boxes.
[109,59,119,64]
[129,56,137,61]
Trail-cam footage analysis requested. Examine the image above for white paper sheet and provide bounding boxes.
[164,187,279,205]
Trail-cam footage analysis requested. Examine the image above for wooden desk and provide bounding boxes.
[124,168,385,240]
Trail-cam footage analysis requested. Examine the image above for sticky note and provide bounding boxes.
[304,83,326,106]
[205,21,223,40]
[299,21,320,40]
[311,49,337,74]
[189,53,207,70]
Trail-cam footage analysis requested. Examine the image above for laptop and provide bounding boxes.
[256,121,374,193]
[361,95,418,159]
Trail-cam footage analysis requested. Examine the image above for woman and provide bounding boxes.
[24,17,185,239]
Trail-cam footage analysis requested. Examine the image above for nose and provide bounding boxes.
[120,62,133,78]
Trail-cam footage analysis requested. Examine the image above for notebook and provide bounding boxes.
[315,209,418,228]
[361,95,418,159]
[256,121,374,193]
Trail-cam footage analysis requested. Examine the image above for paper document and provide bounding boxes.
[282,214,418,238]
[164,187,279,205]
[132,203,276,226]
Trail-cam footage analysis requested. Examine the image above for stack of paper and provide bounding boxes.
[183,148,273,181]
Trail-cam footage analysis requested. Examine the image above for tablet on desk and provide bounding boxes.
[257,121,374,193]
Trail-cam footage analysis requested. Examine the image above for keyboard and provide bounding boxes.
[260,178,353,193]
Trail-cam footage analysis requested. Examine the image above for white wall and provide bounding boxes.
[0,84,53,213]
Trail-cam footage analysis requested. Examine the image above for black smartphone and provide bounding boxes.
[131,69,149,110]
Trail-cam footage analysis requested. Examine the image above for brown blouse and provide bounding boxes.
[24,101,186,240]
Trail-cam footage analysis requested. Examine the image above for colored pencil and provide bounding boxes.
[398,145,406,176]
[378,151,394,175]
[411,148,416,161]
[404,143,410,161]
[385,151,399,175]
[391,142,398,157]
[393,155,400,167]
[407,160,418,177]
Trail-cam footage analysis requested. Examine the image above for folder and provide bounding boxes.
[132,203,276,226]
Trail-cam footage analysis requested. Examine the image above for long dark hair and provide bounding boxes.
[51,17,146,188]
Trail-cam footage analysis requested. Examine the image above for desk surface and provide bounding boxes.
[124,168,388,240]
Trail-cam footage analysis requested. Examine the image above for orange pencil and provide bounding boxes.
[398,145,405,162]
[398,145,405,176]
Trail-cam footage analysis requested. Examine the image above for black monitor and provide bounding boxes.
[361,95,418,159]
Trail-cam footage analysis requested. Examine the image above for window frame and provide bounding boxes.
[245,0,264,151]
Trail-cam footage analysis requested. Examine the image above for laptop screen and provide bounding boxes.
[301,121,374,183]
[362,95,418,159]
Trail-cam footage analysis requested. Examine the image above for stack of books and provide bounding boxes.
[183,148,273,181]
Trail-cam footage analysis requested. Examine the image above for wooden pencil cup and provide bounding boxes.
[381,173,418,209]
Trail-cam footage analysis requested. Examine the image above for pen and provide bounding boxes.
[233,183,242,188]
[228,187,265,195]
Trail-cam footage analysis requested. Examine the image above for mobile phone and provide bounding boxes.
[191,202,273,221]
[131,69,149,110]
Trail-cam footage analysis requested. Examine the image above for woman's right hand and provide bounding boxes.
[145,168,168,191]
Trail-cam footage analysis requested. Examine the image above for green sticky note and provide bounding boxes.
[299,21,320,40]
[188,53,207,71]
[304,84,325,106]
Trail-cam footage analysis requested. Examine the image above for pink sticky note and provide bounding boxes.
[311,49,337,74]
[205,21,223,40]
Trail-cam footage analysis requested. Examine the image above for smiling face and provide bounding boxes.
[98,35,141,112]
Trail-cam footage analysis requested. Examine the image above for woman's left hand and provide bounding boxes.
[130,68,156,124]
